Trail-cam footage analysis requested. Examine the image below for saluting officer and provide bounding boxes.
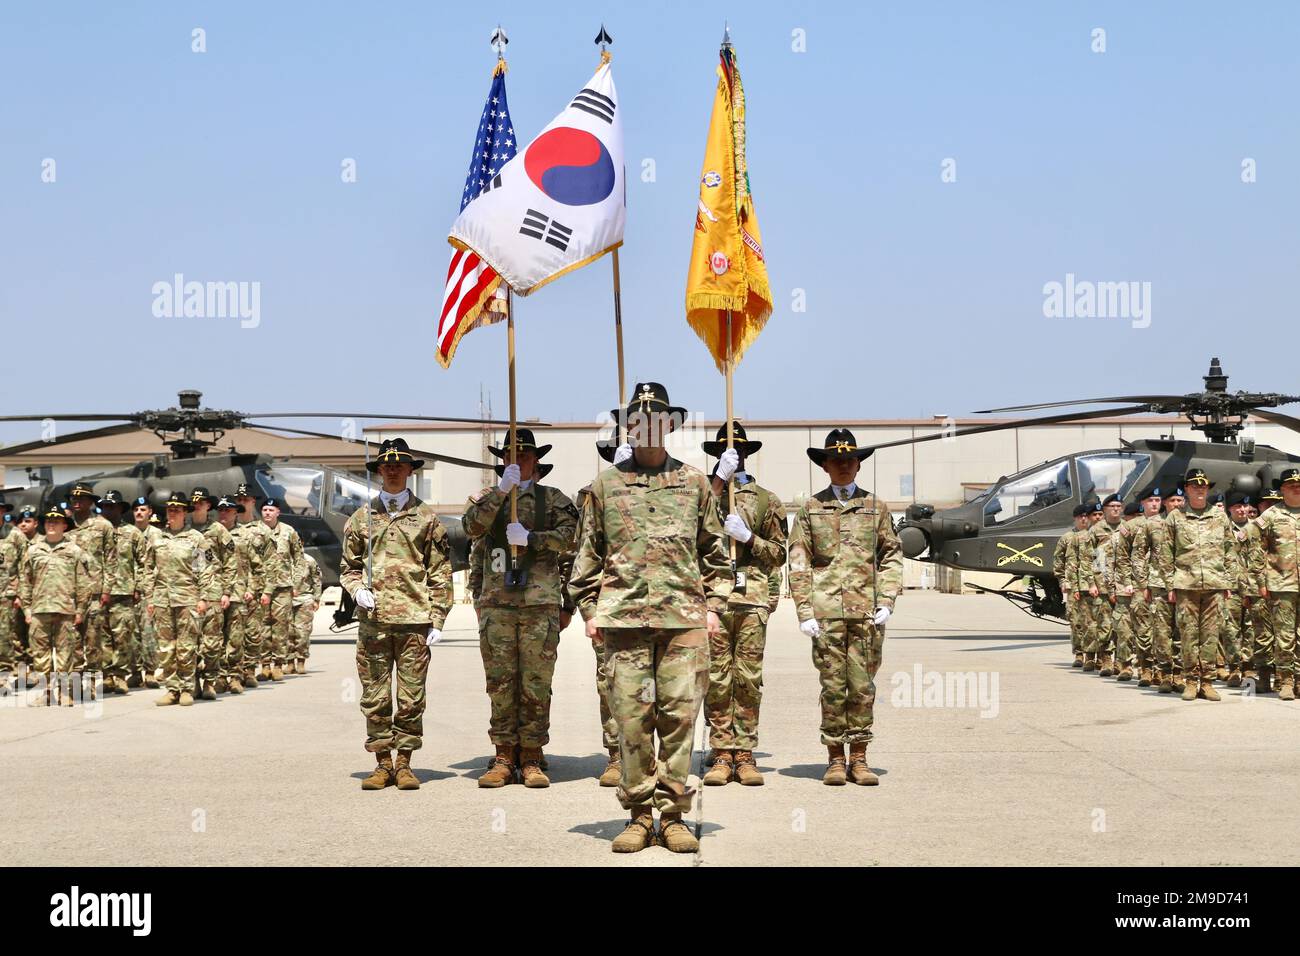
[149,493,218,707]
[463,428,577,789]
[788,429,903,787]
[700,421,786,788]
[340,438,453,791]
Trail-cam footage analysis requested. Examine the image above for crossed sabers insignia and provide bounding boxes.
[995,541,1045,568]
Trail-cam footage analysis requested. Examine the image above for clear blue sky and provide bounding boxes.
[2,1,1296,448]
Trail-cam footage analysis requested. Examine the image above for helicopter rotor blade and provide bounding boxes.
[242,422,491,471]
[0,422,145,459]
[860,404,1157,453]
[0,413,139,423]
[245,412,543,428]
[1248,408,1300,435]
[973,396,1186,414]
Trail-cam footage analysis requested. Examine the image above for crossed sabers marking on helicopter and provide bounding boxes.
[995,541,1045,568]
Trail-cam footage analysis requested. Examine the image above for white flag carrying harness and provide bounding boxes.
[449,62,625,296]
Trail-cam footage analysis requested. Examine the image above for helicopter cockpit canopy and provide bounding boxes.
[256,465,324,517]
[982,460,1072,527]
[1075,452,1149,505]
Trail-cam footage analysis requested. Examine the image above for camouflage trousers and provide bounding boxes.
[291,602,314,661]
[593,638,617,750]
[221,602,247,681]
[603,627,708,815]
[102,596,135,680]
[73,604,107,676]
[28,612,76,675]
[1132,595,1154,668]
[1267,593,1299,679]
[811,618,884,746]
[260,588,293,667]
[1078,594,1109,654]
[1248,597,1274,671]
[356,621,430,752]
[193,604,225,683]
[1111,596,1134,666]
[0,600,16,671]
[131,600,158,676]
[5,599,29,666]
[1152,597,1176,673]
[155,605,201,693]
[706,607,768,751]
[1221,593,1250,670]
[1174,590,1223,680]
[476,606,561,748]
[1065,592,1084,653]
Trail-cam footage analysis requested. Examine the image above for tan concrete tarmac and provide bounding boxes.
[3,591,1296,866]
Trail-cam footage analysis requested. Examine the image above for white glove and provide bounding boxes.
[873,606,892,627]
[505,521,530,547]
[354,588,376,610]
[497,463,520,493]
[799,619,821,638]
[716,448,740,482]
[613,443,633,465]
[723,513,752,543]
[425,627,442,646]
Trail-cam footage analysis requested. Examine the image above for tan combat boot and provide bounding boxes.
[478,745,516,788]
[394,750,420,790]
[519,748,550,788]
[848,743,879,786]
[1172,672,1186,693]
[733,750,764,786]
[1117,664,1134,682]
[242,670,258,689]
[598,749,621,787]
[1257,668,1273,694]
[1215,665,1230,681]
[659,812,700,853]
[1082,654,1097,673]
[361,752,395,790]
[214,677,227,694]
[1226,669,1242,688]
[1072,652,1084,668]
[1278,676,1296,702]
[155,690,180,707]
[611,810,655,853]
[178,689,195,707]
[1098,655,1114,678]
[295,658,307,675]
[1181,674,1199,701]
[1199,679,1221,702]
[270,663,284,682]
[703,750,733,786]
[126,672,142,689]
[823,746,848,786]
[201,681,217,701]
[1138,667,1152,687]
[257,664,271,682]
[144,671,160,688]
[227,677,244,696]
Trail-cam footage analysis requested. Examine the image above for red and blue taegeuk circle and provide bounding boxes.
[524,127,615,206]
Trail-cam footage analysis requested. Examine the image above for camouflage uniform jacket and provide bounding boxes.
[788,487,904,623]
[68,512,114,596]
[568,457,731,629]
[1236,519,1267,596]
[1158,505,1238,592]
[1123,515,1169,593]
[104,522,146,597]
[1251,505,1300,593]
[1059,527,1097,593]
[260,521,305,597]
[191,518,237,597]
[230,520,268,598]
[148,526,218,607]
[1086,519,1125,594]
[339,494,452,628]
[293,554,322,607]
[1051,530,1073,589]
[713,478,787,611]
[1112,519,1148,594]
[0,530,33,599]
[463,482,578,609]
[20,537,93,616]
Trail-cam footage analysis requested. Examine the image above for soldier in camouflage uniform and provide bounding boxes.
[789,428,904,788]
[214,496,254,694]
[1086,495,1125,677]
[232,482,271,687]
[1221,491,1258,688]
[1061,505,1101,669]
[290,552,321,674]
[258,498,305,682]
[1055,505,1091,667]
[66,482,114,698]
[2,506,39,683]
[1157,469,1236,702]
[699,422,786,788]
[129,498,163,688]
[188,487,236,698]
[1125,487,1165,687]
[0,497,12,680]
[149,493,218,707]
[21,507,93,706]
[97,491,143,695]
[341,438,453,791]
[1243,484,1281,690]
[1252,469,1300,701]
[569,383,731,854]
[463,428,577,789]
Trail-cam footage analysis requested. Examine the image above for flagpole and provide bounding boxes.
[612,248,626,406]
[506,287,519,571]
[725,310,737,575]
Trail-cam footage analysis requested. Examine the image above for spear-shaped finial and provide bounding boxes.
[490,24,508,59]
[721,21,733,50]
[595,23,613,50]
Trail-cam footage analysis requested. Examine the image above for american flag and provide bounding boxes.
[436,64,517,368]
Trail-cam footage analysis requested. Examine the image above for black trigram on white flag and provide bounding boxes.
[569,87,615,124]
[519,209,572,252]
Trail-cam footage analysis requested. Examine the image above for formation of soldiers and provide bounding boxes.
[0,482,321,707]
[1053,466,1300,702]
[340,382,903,856]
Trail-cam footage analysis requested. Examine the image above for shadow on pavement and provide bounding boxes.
[569,818,725,843]
[778,763,889,780]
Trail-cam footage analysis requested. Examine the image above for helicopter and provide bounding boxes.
[861,359,1300,622]
[0,389,520,588]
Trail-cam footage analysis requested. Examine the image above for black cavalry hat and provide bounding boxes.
[216,495,239,510]
[1280,467,1300,485]
[190,486,218,507]
[1263,484,1284,501]
[42,504,70,523]
[367,438,424,473]
[807,428,873,466]
[234,482,256,498]
[488,427,552,461]
[68,481,97,499]
[609,382,688,428]
[97,490,127,510]
[702,420,762,458]
[162,492,193,511]
[1184,467,1215,488]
